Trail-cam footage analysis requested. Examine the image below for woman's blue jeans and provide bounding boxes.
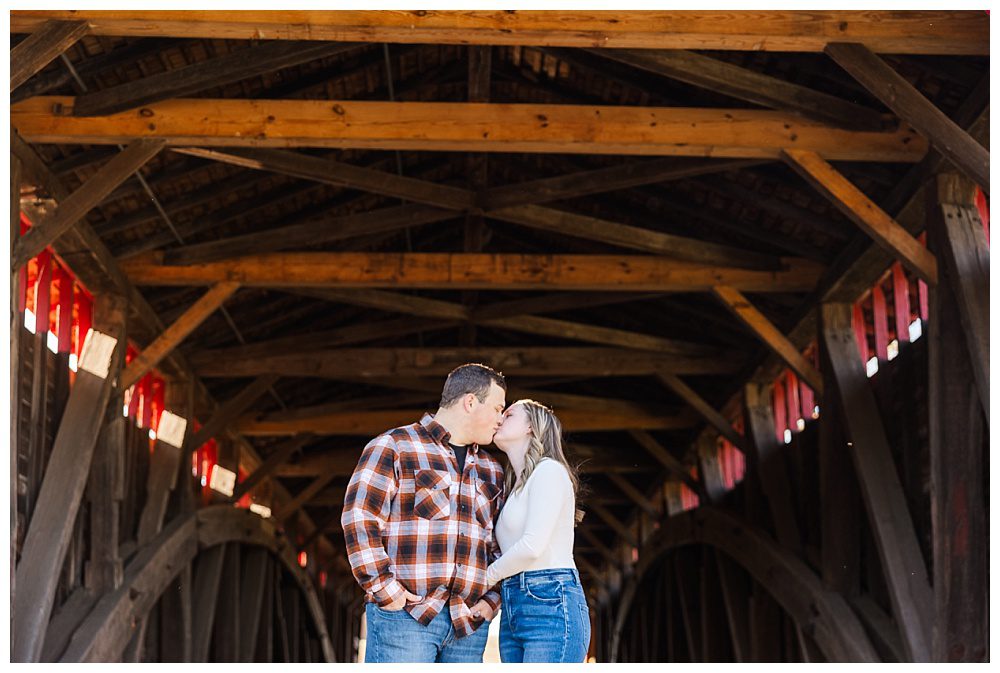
[499,568,591,663]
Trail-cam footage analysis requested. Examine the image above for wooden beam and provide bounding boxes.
[927,209,988,661]
[743,381,803,555]
[714,550,751,662]
[10,11,987,54]
[627,430,700,492]
[696,434,728,505]
[191,544,226,662]
[782,148,938,284]
[10,19,89,92]
[487,204,783,270]
[162,204,459,266]
[576,526,620,567]
[12,97,928,161]
[479,157,765,210]
[13,295,125,662]
[229,434,312,502]
[12,139,165,268]
[72,41,361,117]
[274,473,338,524]
[587,503,638,548]
[238,548,269,662]
[122,252,824,293]
[927,175,989,421]
[237,406,698,435]
[119,281,239,391]
[187,375,279,451]
[656,372,749,451]
[713,285,824,395]
[606,473,660,518]
[193,346,740,379]
[820,302,933,662]
[594,48,884,131]
[825,43,989,191]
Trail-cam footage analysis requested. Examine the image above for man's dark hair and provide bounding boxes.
[439,363,506,408]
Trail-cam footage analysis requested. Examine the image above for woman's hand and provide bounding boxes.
[471,599,495,622]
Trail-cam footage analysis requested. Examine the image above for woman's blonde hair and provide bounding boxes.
[504,399,584,524]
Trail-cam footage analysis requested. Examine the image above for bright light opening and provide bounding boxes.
[887,339,899,361]
[24,309,36,334]
[298,551,308,567]
[783,428,792,444]
[68,353,78,372]
[909,319,922,342]
[209,465,236,496]
[148,429,157,441]
[865,356,879,378]
[795,418,806,432]
[200,476,207,487]
[812,405,820,419]
[123,404,130,417]
[250,503,272,519]
[46,331,59,353]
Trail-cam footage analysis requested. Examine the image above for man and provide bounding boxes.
[342,363,508,663]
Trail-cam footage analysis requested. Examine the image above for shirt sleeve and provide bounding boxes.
[485,461,571,586]
[341,435,405,606]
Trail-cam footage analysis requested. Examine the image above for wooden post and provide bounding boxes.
[191,544,226,662]
[927,177,989,662]
[820,302,933,661]
[10,150,22,647]
[159,563,193,662]
[714,550,751,662]
[254,556,275,661]
[699,545,730,662]
[212,543,241,661]
[696,434,727,504]
[13,291,125,663]
[743,382,802,554]
[239,547,269,662]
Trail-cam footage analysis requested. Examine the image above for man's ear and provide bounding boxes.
[463,393,476,413]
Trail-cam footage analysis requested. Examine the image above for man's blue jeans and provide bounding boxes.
[364,602,491,663]
[499,568,591,663]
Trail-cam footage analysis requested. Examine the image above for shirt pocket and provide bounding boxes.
[413,469,452,520]
[474,480,501,528]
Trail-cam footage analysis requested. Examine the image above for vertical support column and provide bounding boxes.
[927,174,989,662]
[10,151,22,649]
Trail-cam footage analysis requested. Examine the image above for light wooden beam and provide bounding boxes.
[191,346,740,379]
[273,473,338,524]
[825,43,989,191]
[10,11,987,54]
[10,19,89,92]
[12,97,928,161]
[593,48,884,131]
[121,252,824,293]
[12,139,165,269]
[712,285,823,395]
[235,407,698,435]
[782,148,938,285]
[119,281,239,391]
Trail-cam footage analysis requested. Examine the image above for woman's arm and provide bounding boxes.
[485,461,571,586]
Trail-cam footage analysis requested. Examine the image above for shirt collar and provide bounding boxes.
[420,413,480,454]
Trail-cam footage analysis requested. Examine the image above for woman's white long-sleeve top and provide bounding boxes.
[485,458,576,587]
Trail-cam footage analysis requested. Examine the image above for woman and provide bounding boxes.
[485,399,590,663]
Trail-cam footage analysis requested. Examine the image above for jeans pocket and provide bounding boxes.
[524,578,564,603]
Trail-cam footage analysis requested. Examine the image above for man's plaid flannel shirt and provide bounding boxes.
[341,414,504,638]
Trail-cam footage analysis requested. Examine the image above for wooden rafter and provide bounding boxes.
[187,374,279,450]
[10,19,89,92]
[121,252,825,292]
[10,11,987,54]
[12,97,928,161]
[656,372,749,451]
[825,43,989,191]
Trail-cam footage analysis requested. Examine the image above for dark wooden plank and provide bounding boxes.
[673,552,701,660]
[274,472,339,524]
[928,175,989,421]
[595,48,884,130]
[700,545,731,662]
[696,434,728,505]
[10,19,89,92]
[254,557,275,662]
[576,526,619,567]
[40,587,100,662]
[606,473,660,518]
[159,563,193,662]
[714,550,751,662]
[927,215,988,662]
[164,203,456,265]
[820,302,933,661]
[628,430,701,492]
[658,372,749,451]
[488,204,783,270]
[587,503,638,548]
[191,544,226,662]
[13,293,125,663]
[748,586,782,662]
[10,152,22,650]
[229,434,312,503]
[743,382,803,554]
[273,573,292,662]
[188,374,278,451]
[479,157,764,210]
[84,399,126,593]
[825,42,989,191]
[212,543,241,662]
[12,139,166,269]
[73,40,361,116]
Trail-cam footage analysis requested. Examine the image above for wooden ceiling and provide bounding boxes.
[10,11,989,555]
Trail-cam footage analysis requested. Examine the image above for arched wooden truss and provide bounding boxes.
[608,507,878,663]
[52,506,334,662]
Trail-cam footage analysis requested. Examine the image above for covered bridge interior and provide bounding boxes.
[9,10,989,663]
